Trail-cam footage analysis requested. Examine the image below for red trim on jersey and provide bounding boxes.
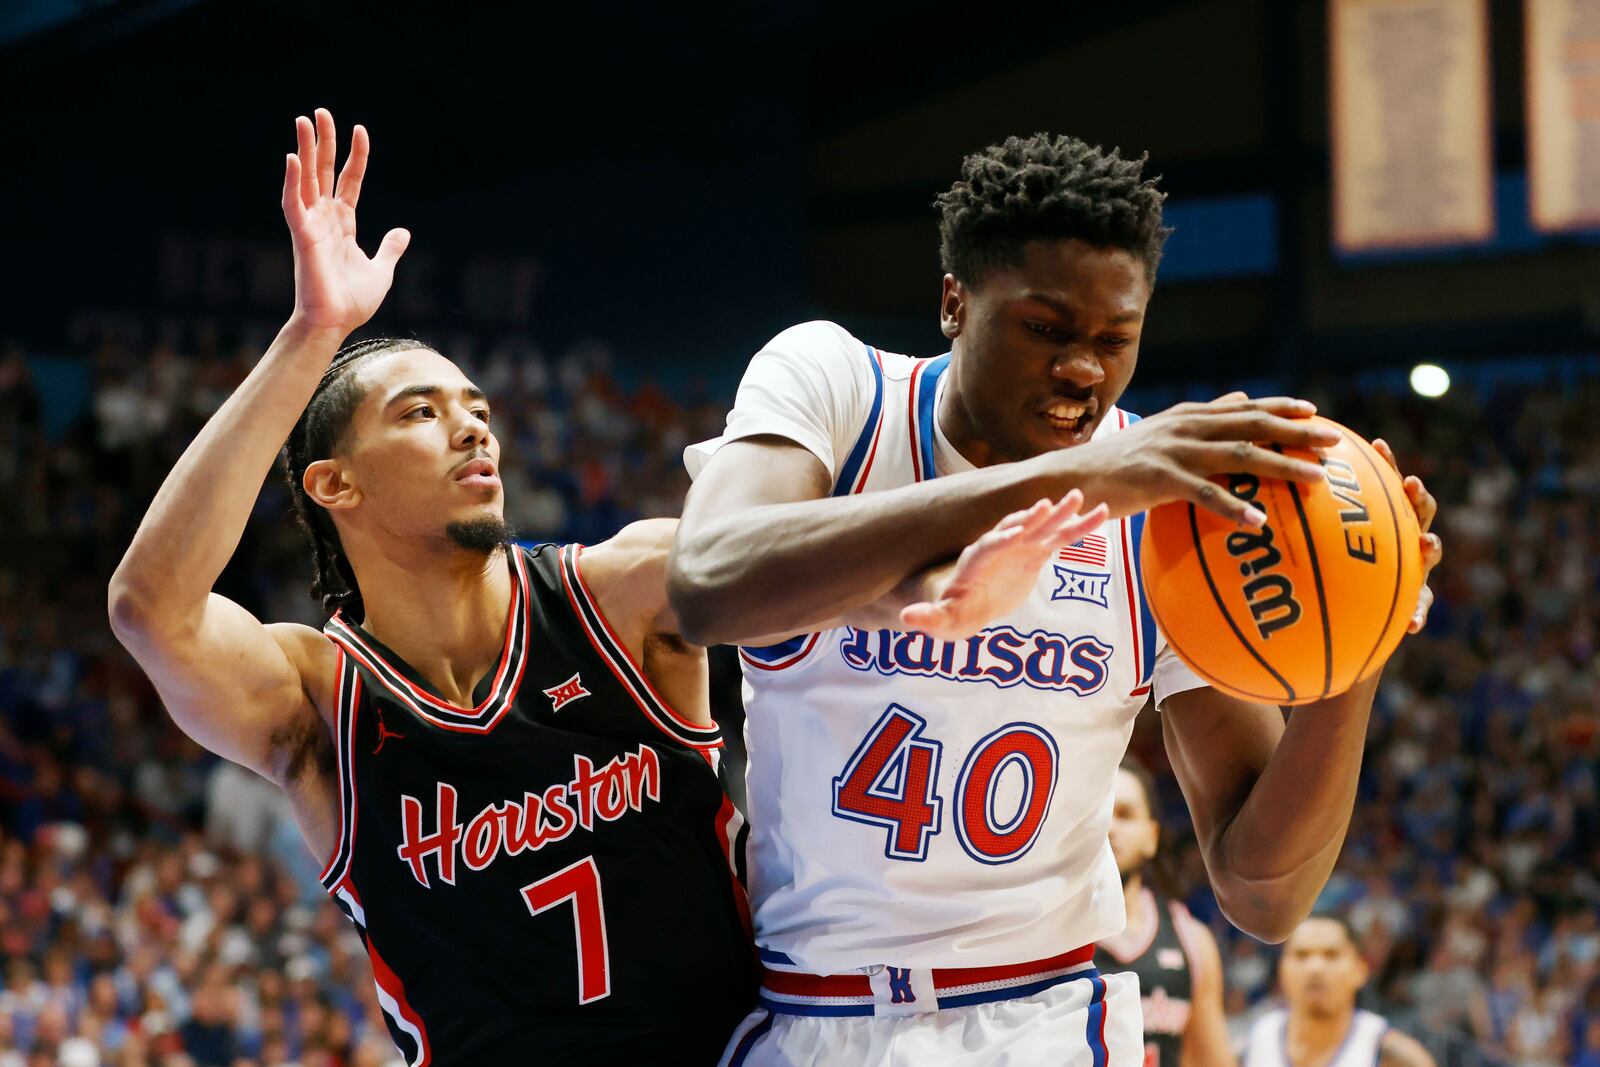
[560,545,723,751]
[1093,974,1111,1057]
[907,358,930,482]
[713,795,754,939]
[318,659,365,887]
[738,633,821,672]
[851,347,887,493]
[1115,412,1147,697]
[327,628,522,735]
[317,645,350,884]
[365,926,433,1066]
[760,944,1095,998]
[324,550,531,731]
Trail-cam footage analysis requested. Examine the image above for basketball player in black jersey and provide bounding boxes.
[106,110,760,1066]
[1096,758,1236,1067]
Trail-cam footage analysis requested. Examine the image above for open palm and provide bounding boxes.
[281,109,410,334]
[900,491,1110,641]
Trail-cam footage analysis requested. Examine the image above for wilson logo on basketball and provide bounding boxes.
[1223,473,1303,639]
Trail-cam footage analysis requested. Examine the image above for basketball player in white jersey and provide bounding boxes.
[1244,916,1435,1067]
[670,134,1443,1065]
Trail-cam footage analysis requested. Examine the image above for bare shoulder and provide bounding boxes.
[590,517,678,561]
[580,520,689,642]
[266,621,340,725]
[581,519,676,601]
[1379,1027,1436,1067]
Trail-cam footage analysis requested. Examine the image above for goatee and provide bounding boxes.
[446,516,517,554]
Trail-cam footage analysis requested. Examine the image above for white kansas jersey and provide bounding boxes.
[1244,1008,1389,1067]
[685,321,1205,975]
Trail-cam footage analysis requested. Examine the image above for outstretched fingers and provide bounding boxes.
[315,108,338,200]
[373,228,412,273]
[1048,500,1108,548]
[295,115,318,209]
[281,154,306,229]
[336,124,370,209]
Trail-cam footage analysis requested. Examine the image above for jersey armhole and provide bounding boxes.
[1169,900,1206,985]
[559,543,725,754]
[317,645,362,890]
[739,632,827,672]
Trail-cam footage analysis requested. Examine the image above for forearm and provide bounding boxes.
[1208,674,1379,940]
[110,318,346,620]
[670,454,1070,645]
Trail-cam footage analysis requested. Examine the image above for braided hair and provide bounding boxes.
[934,132,1172,288]
[282,337,428,622]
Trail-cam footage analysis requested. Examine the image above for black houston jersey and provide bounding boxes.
[1093,888,1199,1067]
[316,543,756,1066]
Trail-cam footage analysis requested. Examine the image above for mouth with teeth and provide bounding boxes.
[1039,398,1098,443]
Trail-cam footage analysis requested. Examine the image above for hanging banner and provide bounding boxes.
[1527,0,1600,232]
[1330,0,1495,252]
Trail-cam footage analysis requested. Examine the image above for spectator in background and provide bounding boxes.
[5,321,1600,1062]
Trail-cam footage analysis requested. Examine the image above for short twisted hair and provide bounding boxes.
[935,133,1171,288]
[282,337,427,621]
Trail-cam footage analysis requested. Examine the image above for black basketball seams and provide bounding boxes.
[1274,444,1334,700]
[1185,503,1297,703]
[1344,429,1407,685]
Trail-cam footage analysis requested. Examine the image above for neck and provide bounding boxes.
[1286,1004,1357,1065]
[1100,877,1151,959]
[1122,874,1147,936]
[934,353,1001,469]
[345,531,513,706]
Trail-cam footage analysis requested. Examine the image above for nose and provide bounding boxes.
[452,411,491,450]
[1050,346,1104,389]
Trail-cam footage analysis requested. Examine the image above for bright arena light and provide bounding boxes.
[1410,363,1450,398]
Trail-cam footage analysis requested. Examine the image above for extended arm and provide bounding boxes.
[670,403,1338,646]
[1161,448,1441,942]
[108,111,407,781]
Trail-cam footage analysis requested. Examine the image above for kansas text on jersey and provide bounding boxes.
[684,321,1207,976]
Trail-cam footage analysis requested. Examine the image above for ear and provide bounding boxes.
[940,274,966,340]
[303,458,360,511]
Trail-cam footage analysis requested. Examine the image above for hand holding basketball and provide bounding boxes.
[900,490,1109,641]
[1141,417,1430,705]
[280,108,410,337]
[1371,437,1443,633]
[1058,393,1342,526]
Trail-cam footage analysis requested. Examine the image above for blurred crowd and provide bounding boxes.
[0,325,1596,1065]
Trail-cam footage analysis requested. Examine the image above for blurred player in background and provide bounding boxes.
[671,133,1443,1065]
[107,110,758,1065]
[1097,759,1234,1067]
[1244,915,1435,1067]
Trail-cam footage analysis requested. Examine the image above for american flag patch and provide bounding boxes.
[1057,533,1108,568]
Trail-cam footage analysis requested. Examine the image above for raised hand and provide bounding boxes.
[899,490,1109,641]
[280,108,410,336]
[1058,392,1340,527]
[1371,438,1442,633]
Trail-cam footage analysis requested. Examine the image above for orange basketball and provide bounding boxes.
[1139,417,1423,706]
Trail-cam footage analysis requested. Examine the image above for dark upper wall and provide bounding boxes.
[4,0,1597,389]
